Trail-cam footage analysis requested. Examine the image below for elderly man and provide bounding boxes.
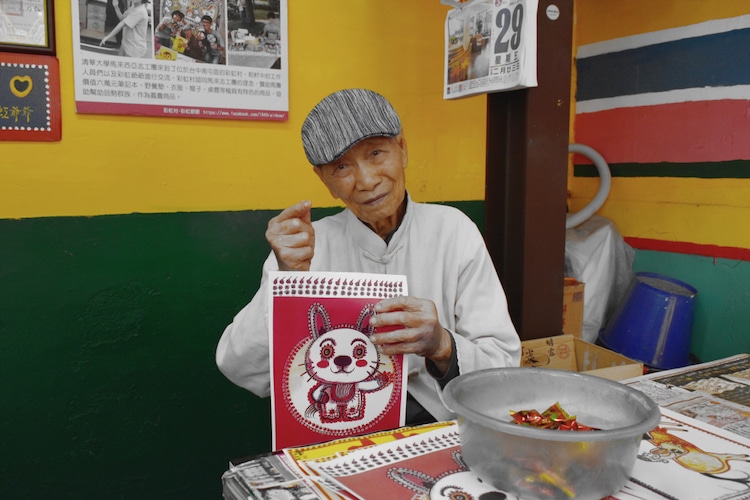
[216,88,520,424]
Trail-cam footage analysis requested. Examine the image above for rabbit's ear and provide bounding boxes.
[386,467,433,495]
[453,450,470,471]
[356,304,375,336]
[308,302,331,339]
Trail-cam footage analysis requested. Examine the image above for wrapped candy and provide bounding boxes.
[510,402,599,431]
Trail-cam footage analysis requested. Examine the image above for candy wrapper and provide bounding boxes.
[510,402,599,431]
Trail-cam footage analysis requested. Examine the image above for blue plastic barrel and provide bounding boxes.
[598,272,697,370]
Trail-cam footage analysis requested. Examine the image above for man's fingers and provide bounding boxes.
[369,297,448,361]
[371,325,417,344]
[298,201,312,225]
[267,201,314,239]
[373,295,413,313]
[275,231,314,249]
[276,200,312,225]
[267,201,315,272]
[371,309,411,329]
[276,247,314,271]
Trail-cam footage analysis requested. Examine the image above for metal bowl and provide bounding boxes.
[443,367,660,500]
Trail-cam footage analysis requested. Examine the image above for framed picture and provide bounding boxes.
[0,0,56,55]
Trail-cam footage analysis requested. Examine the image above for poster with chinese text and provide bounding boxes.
[70,0,288,120]
[269,271,408,450]
[443,0,537,100]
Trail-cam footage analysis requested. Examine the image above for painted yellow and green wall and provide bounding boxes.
[2,1,749,497]
[1,2,487,497]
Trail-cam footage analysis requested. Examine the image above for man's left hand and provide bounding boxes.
[369,296,453,375]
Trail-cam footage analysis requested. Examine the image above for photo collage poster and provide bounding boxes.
[70,0,287,120]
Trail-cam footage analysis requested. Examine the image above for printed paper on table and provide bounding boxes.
[69,0,288,121]
[305,423,516,500]
[284,420,455,464]
[269,271,408,450]
[221,452,319,500]
[615,407,750,500]
[443,0,538,100]
[625,354,750,440]
[282,421,456,500]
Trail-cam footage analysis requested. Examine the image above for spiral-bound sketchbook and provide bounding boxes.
[268,271,408,450]
[305,423,516,500]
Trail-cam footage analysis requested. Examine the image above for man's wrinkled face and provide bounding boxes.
[314,134,407,236]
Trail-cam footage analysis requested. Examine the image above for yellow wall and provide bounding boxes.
[1,1,488,219]
[574,1,750,45]
[570,0,750,250]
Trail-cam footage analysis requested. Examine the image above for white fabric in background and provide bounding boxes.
[565,216,635,343]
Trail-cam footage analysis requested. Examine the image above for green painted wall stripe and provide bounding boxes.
[0,202,481,499]
[1,210,280,498]
[574,159,750,178]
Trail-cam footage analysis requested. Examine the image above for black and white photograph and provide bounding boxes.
[78,0,153,58]
[226,0,281,69]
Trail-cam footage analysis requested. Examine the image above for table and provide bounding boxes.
[222,355,750,499]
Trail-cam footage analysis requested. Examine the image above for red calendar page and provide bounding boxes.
[269,271,408,450]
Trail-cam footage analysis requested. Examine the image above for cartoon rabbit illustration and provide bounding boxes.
[388,450,517,500]
[304,302,392,423]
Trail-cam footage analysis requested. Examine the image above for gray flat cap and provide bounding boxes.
[301,89,402,166]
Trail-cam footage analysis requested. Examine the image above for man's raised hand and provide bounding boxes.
[265,200,315,271]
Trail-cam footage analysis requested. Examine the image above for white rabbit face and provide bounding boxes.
[306,327,380,384]
[431,471,512,499]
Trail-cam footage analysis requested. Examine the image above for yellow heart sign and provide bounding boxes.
[10,75,33,98]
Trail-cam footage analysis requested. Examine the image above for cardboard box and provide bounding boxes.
[562,277,584,338]
[521,334,643,381]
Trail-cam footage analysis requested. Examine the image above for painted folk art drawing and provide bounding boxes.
[269,271,408,450]
[622,407,750,499]
[306,424,517,500]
